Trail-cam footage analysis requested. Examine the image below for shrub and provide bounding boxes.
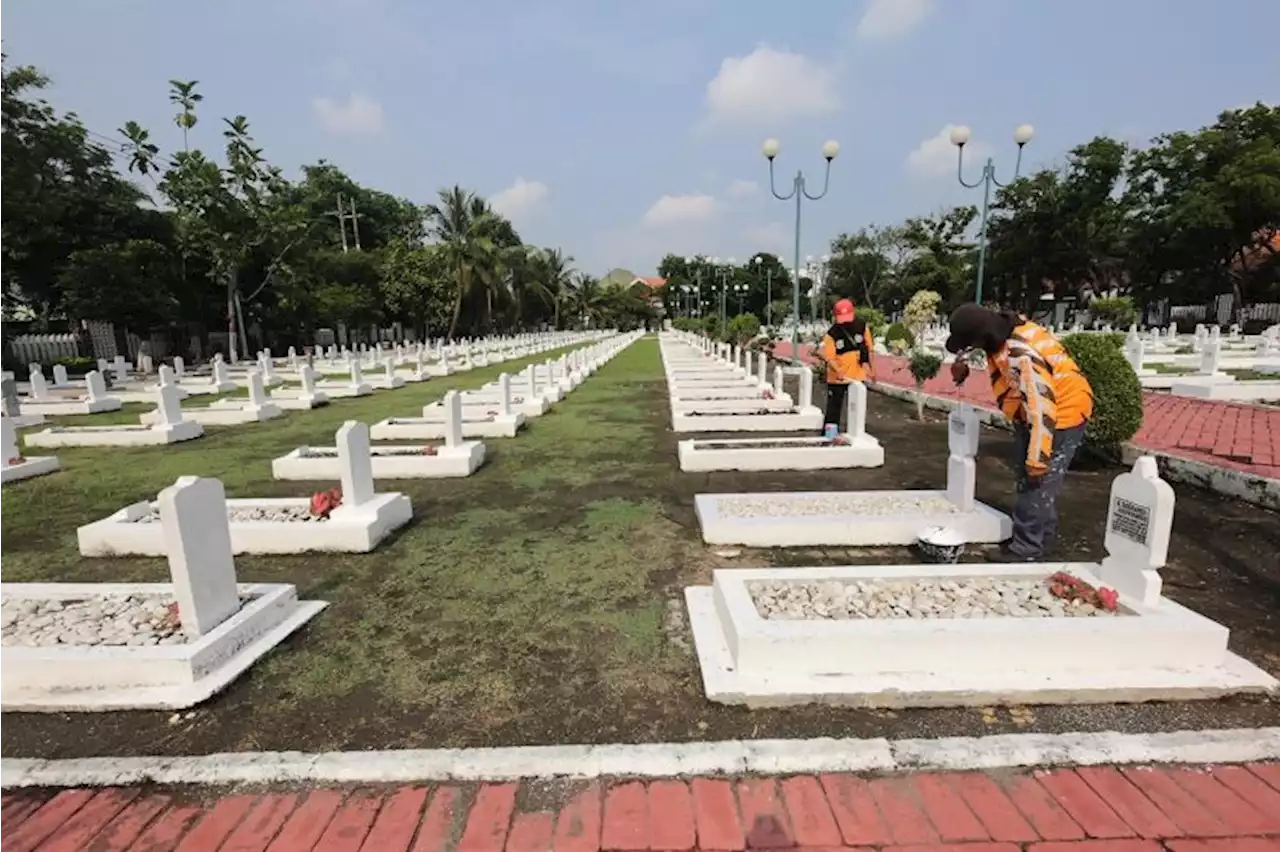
[908,351,943,421]
[884,322,915,352]
[1062,332,1144,458]
[1089,296,1137,329]
[858,306,887,340]
[903,289,942,340]
[725,313,761,346]
[50,356,97,375]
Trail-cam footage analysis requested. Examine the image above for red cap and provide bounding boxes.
[833,299,855,322]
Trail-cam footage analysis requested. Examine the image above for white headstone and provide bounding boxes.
[85,369,108,402]
[335,421,375,507]
[158,365,176,387]
[1198,340,1221,375]
[384,358,396,383]
[247,369,268,406]
[350,361,364,386]
[758,352,768,383]
[798,367,813,409]
[1096,456,1175,608]
[52,364,69,386]
[525,363,538,392]
[300,364,318,396]
[112,355,127,381]
[158,476,241,639]
[96,357,110,373]
[155,381,184,426]
[498,372,512,416]
[174,356,186,378]
[845,381,867,438]
[947,403,980,458]
[212,359,231,386]
[139,353,154,374]
[1,378,22,417]
[28,367,49,399]
[772,365,785,395]
[1124,336,1145,374]
[2,417,18,465]
[443,390,463,447]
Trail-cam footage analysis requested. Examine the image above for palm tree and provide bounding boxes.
[423,186,503,339]
[168,80,202,151]
[524,248,576,329]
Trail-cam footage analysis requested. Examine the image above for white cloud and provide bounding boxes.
[726,179,759,200]
[642,194,721,228]
[312,93,384,136]
[743,222,790,254]
[489,178,549,221]
[703,45,839,126]
[855,0,935,41]
[906,124,990,179]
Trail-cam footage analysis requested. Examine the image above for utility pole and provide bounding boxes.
[334,193,363,252]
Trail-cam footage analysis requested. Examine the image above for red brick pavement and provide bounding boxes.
[4,763,1279,851]
[772,342,1280,480]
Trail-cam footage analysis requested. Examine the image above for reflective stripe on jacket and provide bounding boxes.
[987,322,1094,474]
[820,320,873,383]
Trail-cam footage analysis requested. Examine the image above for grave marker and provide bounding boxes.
[758,352,768,384]
[158,476,241,639]
[845,381,867,438]
[1096,456,1174,607]
[247,369,268,407]
[2,416,18,464]
[155,381,185,426]
[443,390,463,447]
[525,363,538,392]
[498,372,512,416]
[798,367,813,409]
[112,355,127,382]
[85,370,108,402]
[28,367,50,400]
[300,364,318,396]
[350,361,364,386]
[1199,340,1221,375]
[384,358,396,384]
[212,359,231,387]
[52,364,69,386]
[2,378,22,417]
[336,421,375,507]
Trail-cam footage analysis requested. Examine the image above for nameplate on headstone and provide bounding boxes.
[1109,497,1151,545]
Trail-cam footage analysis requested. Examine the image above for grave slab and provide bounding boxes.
[77,423,412,555]
[3,477,326,711]
[685,455,1277,707]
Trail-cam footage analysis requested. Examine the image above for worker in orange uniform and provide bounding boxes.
[945,304,1094,562]
[816,299,875,436]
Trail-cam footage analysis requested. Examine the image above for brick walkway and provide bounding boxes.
[773,343,1280,480]
[4,763,1280,851]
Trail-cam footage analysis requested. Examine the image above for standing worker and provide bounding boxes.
[815,299,875,437]
[944,304,1094,562]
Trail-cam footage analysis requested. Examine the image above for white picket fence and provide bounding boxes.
[7,333,82,365]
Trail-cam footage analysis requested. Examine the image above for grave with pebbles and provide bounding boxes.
[23,379,204,448]
[275,391,485,480]
[77,421,413,555]
[678,381,884,472]
[671,363,822,433]
[684,457,1279,708]
[693,403,1007,545]
[2,476,326,711]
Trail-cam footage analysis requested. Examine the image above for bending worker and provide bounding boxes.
[944,304,1094,562]
[817,298,875,435]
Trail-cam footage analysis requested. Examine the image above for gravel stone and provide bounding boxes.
[717,494,960,518]
[748,577,1124,620]
[130,506,323,523]
[0,595,204,647]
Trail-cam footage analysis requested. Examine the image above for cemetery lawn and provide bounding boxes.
[3,337,1279,759]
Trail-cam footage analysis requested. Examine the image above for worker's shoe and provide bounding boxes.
[987,542,1039,563]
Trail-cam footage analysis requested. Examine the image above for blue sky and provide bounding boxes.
[7,0,1278,278]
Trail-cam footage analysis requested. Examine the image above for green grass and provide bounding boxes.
[2,338,699,749]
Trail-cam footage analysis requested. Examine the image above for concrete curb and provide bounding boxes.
[3,728,1278,789]
[866,381,1280,511]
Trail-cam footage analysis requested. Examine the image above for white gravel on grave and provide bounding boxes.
[716,494,960,518]
[749,578,1120,620]
[130,506,323,523]
[1,595,196,647]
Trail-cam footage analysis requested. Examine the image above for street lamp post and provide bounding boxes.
[950,124,1034,306]
[680,284,693,317]
[734,283,748,314]
[764,138,839,361]
[717,258,735,329]
[753,257,775,328]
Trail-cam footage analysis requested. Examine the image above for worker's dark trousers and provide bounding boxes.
[823,381,849,430]
[1007,422,1087,559]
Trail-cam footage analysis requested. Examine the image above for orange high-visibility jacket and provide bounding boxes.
[987,321,1094,475]
[820,320,874,383]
